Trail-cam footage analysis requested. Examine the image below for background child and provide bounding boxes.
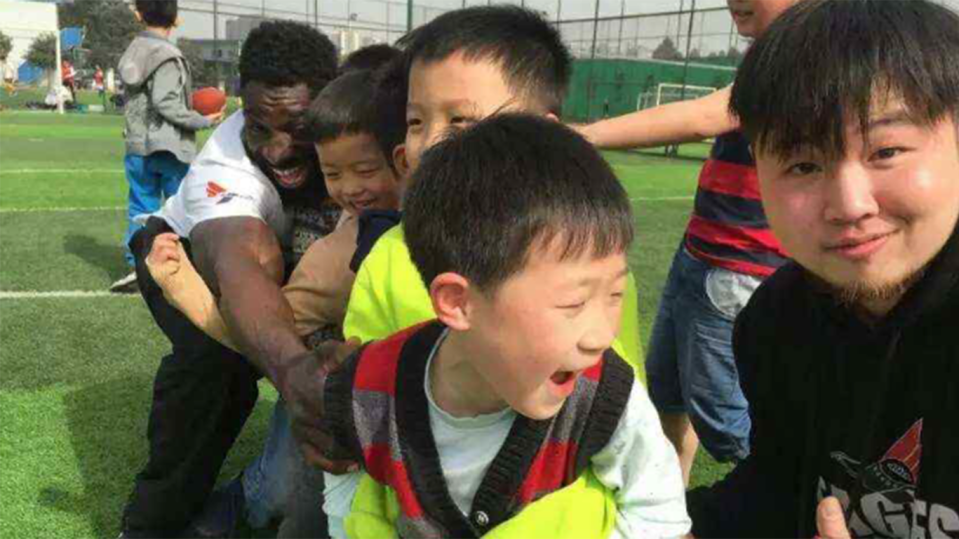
[342,5,644,370]
[112,0,221,293]
[577,0,804,483]
[321,114,689,539]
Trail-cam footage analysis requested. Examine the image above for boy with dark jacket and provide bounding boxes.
[688,0,959,536]
[112,0,220,292]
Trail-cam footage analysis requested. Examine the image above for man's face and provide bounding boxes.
[755,99,959,315]
[405,52,534,173]
[242,81,318,191]
[316,133,400,217]
[727,0,802,38]
[459,241,628,420]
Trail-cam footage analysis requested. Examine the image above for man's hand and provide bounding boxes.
[276,338,361,474]
[816,497,851,539]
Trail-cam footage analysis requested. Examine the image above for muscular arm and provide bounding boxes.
[578,86,737,150]
[190,216,307,381]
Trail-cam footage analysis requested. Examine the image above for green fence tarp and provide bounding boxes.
[562,57,737,122]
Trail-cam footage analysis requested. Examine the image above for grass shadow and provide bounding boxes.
[63,233,130,282]
[43,374,275,537]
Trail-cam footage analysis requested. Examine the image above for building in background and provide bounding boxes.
[0,0,59,84]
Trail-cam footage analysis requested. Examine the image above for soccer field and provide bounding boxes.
[0,110,731,538]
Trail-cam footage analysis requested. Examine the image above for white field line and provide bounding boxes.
[0,290,139,299]
[0,169,125,175]
[0,206,124,213]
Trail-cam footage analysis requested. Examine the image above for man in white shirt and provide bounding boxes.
[119,20,341,539]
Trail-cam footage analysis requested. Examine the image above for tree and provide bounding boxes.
[725,47,744,63]
[651,37,683,62]
[59,0,140,70]
[26,33,58,70]
[178,39,217,88]
[0,30,12,63]
[688,48,702,61]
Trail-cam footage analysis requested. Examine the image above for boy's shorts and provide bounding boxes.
[644,245,760,463]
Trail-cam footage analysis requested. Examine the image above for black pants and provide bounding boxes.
[122,218,261,535]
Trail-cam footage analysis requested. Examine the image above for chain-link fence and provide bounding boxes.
[166,0,744,110]
[3,0,744,123]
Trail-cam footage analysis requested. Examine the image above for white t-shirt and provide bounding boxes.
[324,331,691,539]
[154,111,291,245]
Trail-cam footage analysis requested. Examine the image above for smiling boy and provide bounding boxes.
[687,1,959,536]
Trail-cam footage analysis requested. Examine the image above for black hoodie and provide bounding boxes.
[687,222,959,538]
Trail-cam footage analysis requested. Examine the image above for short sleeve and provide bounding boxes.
[178,163,277,234]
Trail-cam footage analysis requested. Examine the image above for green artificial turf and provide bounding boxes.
[0,110,730,538]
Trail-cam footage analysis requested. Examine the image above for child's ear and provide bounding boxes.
[392,144,411,179]
[430,272,472,331]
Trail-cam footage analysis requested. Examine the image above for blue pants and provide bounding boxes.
[242,399,326,534]
[645,245,761,462]
[123,153,189,267]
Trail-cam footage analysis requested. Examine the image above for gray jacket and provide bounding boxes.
[118,31,212,163]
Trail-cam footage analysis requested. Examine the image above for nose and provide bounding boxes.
[341,179,364,197]
[823,162,879,224]
[578,304,619,359]
[261,133,295,166]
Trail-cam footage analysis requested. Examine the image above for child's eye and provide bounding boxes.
[450,115,475,126]
[557,301,586,311]
[407,118,422,128]
[871,146,905,161]
[785,162,820,176]
[323,172,339,181]
[356,167,381,176]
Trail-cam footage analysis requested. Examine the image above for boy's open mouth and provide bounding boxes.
[550,371,575,385]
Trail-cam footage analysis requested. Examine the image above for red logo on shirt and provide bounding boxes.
[206,182,227,198]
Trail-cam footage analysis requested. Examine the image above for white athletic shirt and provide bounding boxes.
[153,111,292,245]
[324,330,691,539]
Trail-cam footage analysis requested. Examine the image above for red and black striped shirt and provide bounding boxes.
[684,131,789,277]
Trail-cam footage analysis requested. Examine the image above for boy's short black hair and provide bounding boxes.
[732,0,959,160]
[368,54,409,169]
[340,44,402,75]
[307,69,379,143]
[239,21,338,96]
[404,114,633,292]
[136,0,177,28]
[397,6,572,115]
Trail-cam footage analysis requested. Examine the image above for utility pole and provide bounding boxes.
[617,0,626,56]
[214,0,220,89]
[586,0,601,121]
[407,0,413,32]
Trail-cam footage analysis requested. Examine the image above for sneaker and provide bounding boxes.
[110,271,139,294]
[182,477,246,538]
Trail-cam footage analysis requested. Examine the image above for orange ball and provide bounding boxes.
[192,87,227,116]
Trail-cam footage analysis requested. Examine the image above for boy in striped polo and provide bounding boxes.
[577,0,805,483]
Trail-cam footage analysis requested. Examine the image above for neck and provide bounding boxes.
[146,26,173,38]
[430,331,508,418]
